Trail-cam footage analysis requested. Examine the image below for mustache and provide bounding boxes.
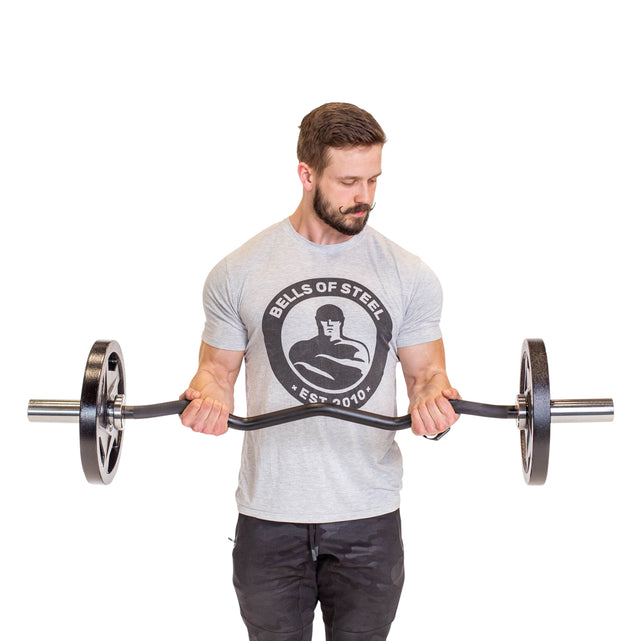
[338,202,376,216]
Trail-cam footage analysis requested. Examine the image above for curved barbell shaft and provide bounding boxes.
[124,399,517,430]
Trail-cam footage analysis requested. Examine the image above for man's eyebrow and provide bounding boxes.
[337,171,383,180]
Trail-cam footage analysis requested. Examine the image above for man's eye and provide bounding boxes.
[341,181,356,187]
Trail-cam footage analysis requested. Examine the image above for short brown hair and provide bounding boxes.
[297,103,387,175]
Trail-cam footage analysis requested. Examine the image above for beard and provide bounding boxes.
[313,187,371,236]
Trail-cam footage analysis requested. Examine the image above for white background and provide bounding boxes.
[2,1,638,639]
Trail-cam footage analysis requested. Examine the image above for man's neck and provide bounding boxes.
[289,202,355,246]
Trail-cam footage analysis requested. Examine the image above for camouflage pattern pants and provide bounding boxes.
[232,510,405,641]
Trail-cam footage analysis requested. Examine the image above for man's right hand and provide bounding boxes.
[179,388,230,436]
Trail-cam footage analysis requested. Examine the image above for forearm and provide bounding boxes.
[398,340,460,436]
[188,367,236,412]
[181,342,244,436]
[400,340,450,400]
[405,369,452,407]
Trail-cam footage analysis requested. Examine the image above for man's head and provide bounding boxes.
[297,103,387,176]
[297,103,386,237]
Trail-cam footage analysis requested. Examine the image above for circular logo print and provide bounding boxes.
[262,278,392,407]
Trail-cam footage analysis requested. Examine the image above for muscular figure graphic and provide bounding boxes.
[289,304,371,390]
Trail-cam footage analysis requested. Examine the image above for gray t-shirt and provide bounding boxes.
[202,219,442,523]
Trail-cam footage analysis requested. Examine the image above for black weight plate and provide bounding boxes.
[519,339,551,485]
[79,340,126,484]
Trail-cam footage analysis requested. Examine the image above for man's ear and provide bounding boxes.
[297,162,315,192]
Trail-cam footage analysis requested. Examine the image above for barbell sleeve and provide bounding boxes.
[28,400,81,423]
[549,399,615,423]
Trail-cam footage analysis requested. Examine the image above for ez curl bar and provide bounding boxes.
[28,338,614,486]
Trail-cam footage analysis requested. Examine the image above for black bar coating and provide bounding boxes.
[123,399,517,429]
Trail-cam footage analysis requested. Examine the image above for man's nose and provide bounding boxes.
[354,182,373,204]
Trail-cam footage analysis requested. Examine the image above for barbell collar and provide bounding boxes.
[110,395,126,431]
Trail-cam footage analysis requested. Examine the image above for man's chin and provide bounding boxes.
[341,213,369,235]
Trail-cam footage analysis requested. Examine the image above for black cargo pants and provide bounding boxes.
[232,510,405,641]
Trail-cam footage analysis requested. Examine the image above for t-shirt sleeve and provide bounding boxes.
[201,259,248,351]
[396,261,443,348]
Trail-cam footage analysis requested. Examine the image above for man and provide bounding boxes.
[181,103,460,641]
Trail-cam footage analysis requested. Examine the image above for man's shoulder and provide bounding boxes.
[216,219,288,269]
[364,226,440,295]
[230,219,287,257]
[364,225,423,266]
